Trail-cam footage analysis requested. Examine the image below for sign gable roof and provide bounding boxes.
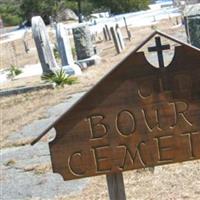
[31,30,200,145]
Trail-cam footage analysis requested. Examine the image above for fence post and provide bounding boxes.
[106,173,126,200]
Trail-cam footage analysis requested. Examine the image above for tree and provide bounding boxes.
[0,0,23,26]
[20,0,58,24]
[90,0,150,14]
[67,0,94,22]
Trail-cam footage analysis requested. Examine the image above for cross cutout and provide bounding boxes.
[148,36,170,68]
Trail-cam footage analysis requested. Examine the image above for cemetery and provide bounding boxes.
[1,0,200,199]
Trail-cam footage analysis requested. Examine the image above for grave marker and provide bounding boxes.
[105,25,112,40]
[56,23,74,66]
[110,27,122,54]
[123,17,131,41]
[116,24,125,50]
[56,23,82,76]
[32,31,200,200]
[184,4,200,48]
[103,27,108,41]
[32,16,59,74]
[72,25,94,60]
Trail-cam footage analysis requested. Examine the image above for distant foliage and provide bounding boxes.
[0,0,150,26]
[90,0,150,14]
[20,0,57,24]
[42,69,78,87]
[0,2,23,26]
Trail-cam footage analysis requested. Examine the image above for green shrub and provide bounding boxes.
[0,3,23,26]
[2,14,23,26]
[41,69,78,87]
[7,65,22,79]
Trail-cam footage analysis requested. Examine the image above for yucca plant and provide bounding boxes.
[42,69,77,87]
[7,65,22,79]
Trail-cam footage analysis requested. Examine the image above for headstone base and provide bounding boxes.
[62,64,82,76]
[77,55,101,68]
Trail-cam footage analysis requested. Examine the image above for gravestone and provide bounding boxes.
[32,31,200,200]
[32,16,59,74]
[110,27,122,54]
[103,27,108,41]
[123,17,131,41]
[72,25,94,60]
[105,25,112,41]
[56,23,82,76]
[116,24,125,50]
[56,23,74,66]
[184,4,200,48]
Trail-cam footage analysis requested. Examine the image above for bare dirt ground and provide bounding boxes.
[1,18,200,200]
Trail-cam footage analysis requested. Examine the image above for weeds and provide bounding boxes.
[7,65,22,79]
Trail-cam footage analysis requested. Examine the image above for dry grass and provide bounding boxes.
[0,18,185,143]
[1,18,200,200]
[61,160,200,200]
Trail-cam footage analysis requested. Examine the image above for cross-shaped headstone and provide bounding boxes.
[148,36,170,68]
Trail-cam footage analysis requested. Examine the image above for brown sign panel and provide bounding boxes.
[37,32,200,181]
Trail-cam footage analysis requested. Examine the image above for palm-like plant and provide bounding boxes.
[42,69,77,87]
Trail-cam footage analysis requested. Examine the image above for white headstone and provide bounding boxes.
[56,23,82,76]
[56,23,74,66]
[110,27,122,54]
[32,16,59,74]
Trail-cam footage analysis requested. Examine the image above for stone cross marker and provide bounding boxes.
[72,25,94,60]
[32,31,200,200]
[56,23,74,66]
[32,16,59,74]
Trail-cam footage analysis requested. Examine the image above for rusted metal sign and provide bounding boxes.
[32,31,200,181]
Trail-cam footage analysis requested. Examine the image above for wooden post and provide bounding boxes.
[106,173,126,200]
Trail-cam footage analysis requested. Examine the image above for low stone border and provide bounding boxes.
[0,83,54,97]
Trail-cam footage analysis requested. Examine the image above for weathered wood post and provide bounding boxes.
[106,173,126,200]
